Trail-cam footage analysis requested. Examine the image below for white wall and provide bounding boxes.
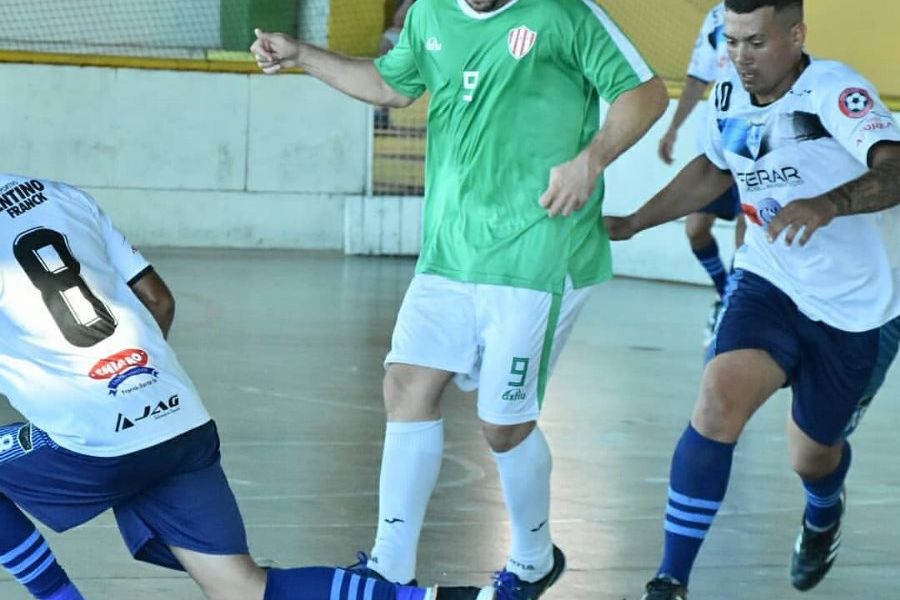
[0,62,369,250]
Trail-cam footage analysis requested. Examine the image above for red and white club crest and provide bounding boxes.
[508,26,537,60]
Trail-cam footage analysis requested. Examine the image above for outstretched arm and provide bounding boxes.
[540,76,669,217]
[766,142,900,246]
[605,154,734,240]
[251,29,415,108]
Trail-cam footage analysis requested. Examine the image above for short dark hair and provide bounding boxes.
[725,0,802,15]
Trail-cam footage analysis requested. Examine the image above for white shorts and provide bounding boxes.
[386,274,594,425]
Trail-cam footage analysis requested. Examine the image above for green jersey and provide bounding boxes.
[375,0,654,293]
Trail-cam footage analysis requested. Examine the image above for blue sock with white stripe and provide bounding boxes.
[693,239,728,298]
[264,567,429,600]
[0,496,82,600]
[659,424,735,586]
[803,442,851,530]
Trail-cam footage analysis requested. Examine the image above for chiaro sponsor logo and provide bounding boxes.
[89,348,159,396]
[90,349,149,379]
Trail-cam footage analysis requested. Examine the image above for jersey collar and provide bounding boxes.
[455,0,521,20]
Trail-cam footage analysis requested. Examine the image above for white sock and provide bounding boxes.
[493,426,554,582]
[369,419,444,584]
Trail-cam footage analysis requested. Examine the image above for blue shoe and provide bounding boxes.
[490,546,566,599]
[346,551,418,586]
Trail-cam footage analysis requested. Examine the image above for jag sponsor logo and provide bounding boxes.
[89,348,159,396]
[114,394,181,432]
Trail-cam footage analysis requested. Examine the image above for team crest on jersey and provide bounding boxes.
[839,87,874,119]
[89,348,159,396]
[507,26,537,60]
[745,121,766,159]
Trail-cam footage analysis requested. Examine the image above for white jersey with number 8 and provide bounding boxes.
[0,174,209,457]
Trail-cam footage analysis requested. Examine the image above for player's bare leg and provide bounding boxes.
[734,213,747,248]
[170,548,266,600]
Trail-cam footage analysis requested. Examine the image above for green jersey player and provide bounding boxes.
[252,0,667,596]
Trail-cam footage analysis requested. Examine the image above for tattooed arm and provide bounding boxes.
[766,142,900,246]
[829,142,900,215]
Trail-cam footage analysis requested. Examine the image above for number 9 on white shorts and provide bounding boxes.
[385,273,594,425]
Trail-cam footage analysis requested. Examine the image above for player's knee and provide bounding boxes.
[482,420,535,453]
[382,366,441,420]
[685,220,714,249]
[790,441,842,481]
[693,370,751,442]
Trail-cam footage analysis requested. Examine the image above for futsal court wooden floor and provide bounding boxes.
[2,249,898,599]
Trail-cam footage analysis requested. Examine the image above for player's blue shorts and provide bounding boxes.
[0,420,248,571]
[698,184,741,220]
[708,269,900,446]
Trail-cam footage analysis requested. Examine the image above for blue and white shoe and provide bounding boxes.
[487,546,566,600]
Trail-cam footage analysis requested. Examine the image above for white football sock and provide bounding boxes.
[493,426,554,582]
[369,419,444,584]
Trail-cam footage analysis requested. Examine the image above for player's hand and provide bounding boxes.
[766,196,838,247]
[658,129,677,165]
[604,215,638,241]
[251,29,302,74]
[539,153,598,218]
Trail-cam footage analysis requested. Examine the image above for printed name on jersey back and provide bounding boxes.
[0,179,50,220]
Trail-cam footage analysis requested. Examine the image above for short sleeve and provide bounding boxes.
[816,73,900,167]
[687,6,721,84]
[374,6,426,100]
[74,189,151,284]
[573,0,655,105]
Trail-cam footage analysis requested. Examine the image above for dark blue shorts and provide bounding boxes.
[709,270,900,446]
[0,420,248,571]
[698,184,742,221]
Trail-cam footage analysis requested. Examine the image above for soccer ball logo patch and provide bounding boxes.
[839,88,873,119]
